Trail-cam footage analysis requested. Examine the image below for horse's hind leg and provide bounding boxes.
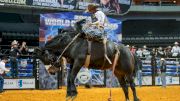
[117,75,130,101]
[127,76,140,101]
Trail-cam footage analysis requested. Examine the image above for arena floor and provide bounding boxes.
[0,86,180,101]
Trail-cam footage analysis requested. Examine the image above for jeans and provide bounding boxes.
[137,70,142,86]
[0,75,4,92]
[161,72,166,87]
[10,57,18,78]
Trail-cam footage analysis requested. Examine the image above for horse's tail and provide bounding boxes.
[133,53,143,77]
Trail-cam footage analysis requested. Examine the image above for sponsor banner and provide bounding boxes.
[40,12,122,46]
[77,68,91,84]
[32,0,131,14]
[77,0,132,14]
[155,76,179,85]
[39,61,58,89]
[20,59,28,68]
[33,0,75,9]
[77,2,98,10]
[4,78,35,89]
[119,0,131,5]
[0,0,26,5]
[135,76,152,85]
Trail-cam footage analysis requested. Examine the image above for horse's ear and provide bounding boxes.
[58,29,63,34]
[80,19,86,25]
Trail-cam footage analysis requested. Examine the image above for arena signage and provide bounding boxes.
[77,69,91,84]
[155,76,179,85]
[0,0,26,5]
[77,0,132,15]
[135,76,152,85]
[33,0,75,9]
[4,78,35,89]
[32,0,131,14]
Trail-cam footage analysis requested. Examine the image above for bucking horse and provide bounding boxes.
[34,19,141,101]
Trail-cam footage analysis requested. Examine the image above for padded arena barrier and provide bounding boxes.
[38,60,58,89]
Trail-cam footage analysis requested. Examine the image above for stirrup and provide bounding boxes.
[104,40,112,64]
[105,54,112,64]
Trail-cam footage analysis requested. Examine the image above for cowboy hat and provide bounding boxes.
[85,4,98,13]
[143,45,147,49]
[126,45,130,47]
[174,42,179,45]
[11,40,18,45]
[160,58,165,61]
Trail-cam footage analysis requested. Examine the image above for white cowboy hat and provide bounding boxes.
[160,58,165,61]
[143,45,147,49]
[11,40,18,45]
[174,42,179,45]
[167,46,171,49]
[126,45,130,47]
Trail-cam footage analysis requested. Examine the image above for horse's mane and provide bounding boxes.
[44,19,87,49]
[74,19,86,33]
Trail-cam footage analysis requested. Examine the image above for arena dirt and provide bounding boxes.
[0,86,180,101]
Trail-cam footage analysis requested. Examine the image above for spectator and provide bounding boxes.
[10,40,21,78]
[159,58,167,88]
[125,45,131,50]
[19,41,28,55]
[137,57,143,87]
[0,56,10,93]
[136,48,143,57]
[150,48,157,57]
[150,48,157,85]
[164,46,172,58]
[157,47,165,59]
[100,0,121,14]
[142,45,150,58]
[130,46,136,54]
[171,42,180,57]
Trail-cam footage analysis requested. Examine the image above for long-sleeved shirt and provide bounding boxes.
[9,47,21,57]
[171,46,180,53]
[0,61,9,74]
[92,10,108,27]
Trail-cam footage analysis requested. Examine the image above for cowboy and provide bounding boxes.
[171,42,180,57]
[84,4,112,64]
[19,41,28,55]
[159,58,167,88]
[84,4,108,39]
[0,56,10,93]
[10,40,21,78]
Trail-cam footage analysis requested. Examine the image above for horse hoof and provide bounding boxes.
[66,96,71,101]
[71,95,77,101]
[108,98,112,101]
[134,98,140,101]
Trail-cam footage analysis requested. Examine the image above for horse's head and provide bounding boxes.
[33,47,52,65]
[74,19,87,32]
[33,47,43,58]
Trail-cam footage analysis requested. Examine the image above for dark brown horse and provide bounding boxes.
[34,19,140,101]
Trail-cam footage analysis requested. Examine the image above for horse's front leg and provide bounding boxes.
[66,64,73,100]
[69,59,83,99]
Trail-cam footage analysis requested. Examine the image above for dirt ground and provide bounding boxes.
[0,86,180,101]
